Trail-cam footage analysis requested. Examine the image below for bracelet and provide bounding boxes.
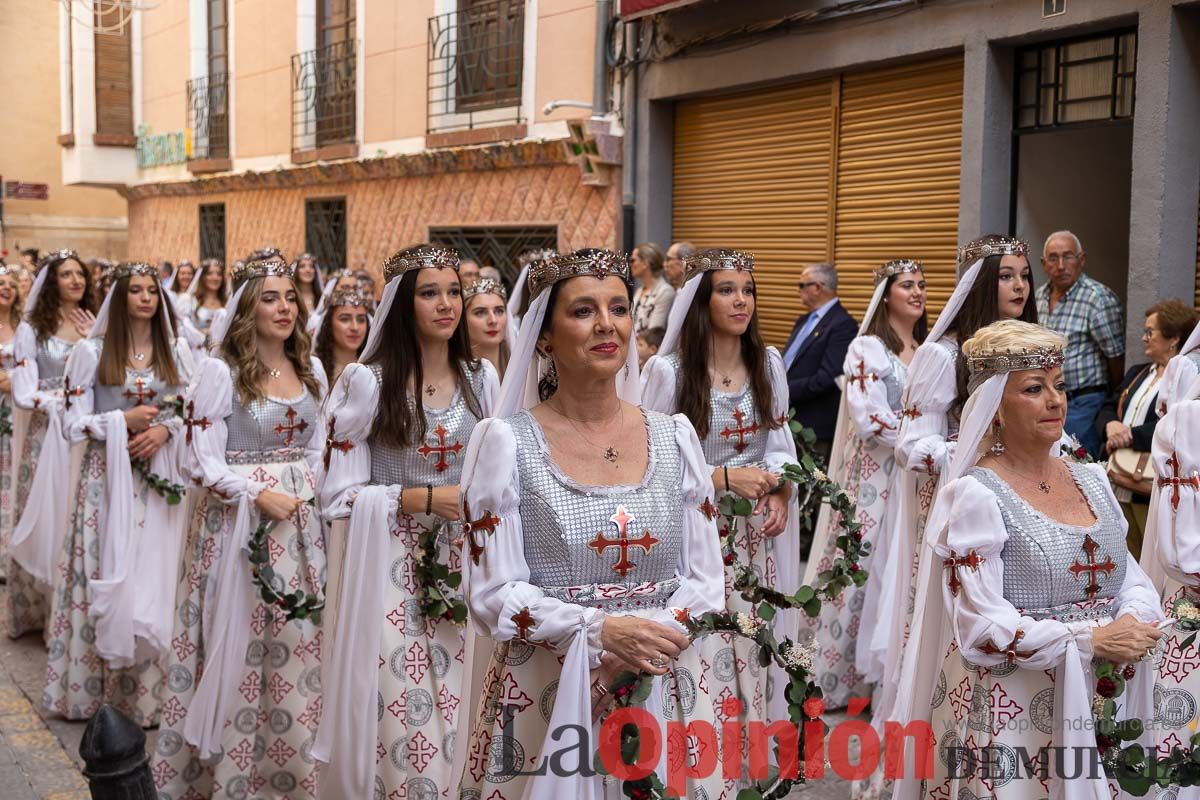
[425,484,433,515]
[724,466,730,492]
[397,487,405,518]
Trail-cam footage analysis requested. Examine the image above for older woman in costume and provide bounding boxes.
[640,248,798,724]
[890,320,1163,800]
[456,249,726,798]
[803,259,926,710]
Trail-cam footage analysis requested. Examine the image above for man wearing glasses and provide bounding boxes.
[1036,230,1125,457]
[662,242,694,289]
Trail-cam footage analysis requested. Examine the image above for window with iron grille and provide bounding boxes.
[427,0,524,134]
[292,0,356,152]
[199,203,226,264]
[188,0,229,160]
[306,198,347,273]
[429,225,556,284]
[1015,29,1136,131]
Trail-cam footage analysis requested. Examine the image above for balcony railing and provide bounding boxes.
[187,72,230,161]
[291,40,356,153]
[427,0,524,134]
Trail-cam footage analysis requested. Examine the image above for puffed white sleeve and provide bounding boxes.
[459,418,605,661]
[638,354,678,415]
[1157,352,1199,417]
[61,339,103,442]
[843,337,902,449]
[317,363,377,521]
[896,340,958,475]
[182,358,266,504]
[476,359,500,417]
[1150,397,1200,587]
[763,347,799,472]
[304,357,329,477]
[11,322,50,411]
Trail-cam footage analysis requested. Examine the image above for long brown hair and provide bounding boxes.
[30,253,97,341]
[864,271,929,355]
[313,300,369,384]
[465,290,510,378]
[195,259,229,305]
[366,267,482,448]
[676,271,779,440]
[97,275,181,386]
[219,276,321,404]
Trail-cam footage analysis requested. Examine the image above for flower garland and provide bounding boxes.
[603,443,870,800]
[247,508,325,624]
[0,404,11,438]
[415,520,468,626]
[133,394,186,505]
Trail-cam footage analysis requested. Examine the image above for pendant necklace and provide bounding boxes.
[555,402,625,465]
[133,351,147,362]
[425,384,437,397]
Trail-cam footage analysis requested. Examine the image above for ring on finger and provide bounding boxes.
[649,656,667,669]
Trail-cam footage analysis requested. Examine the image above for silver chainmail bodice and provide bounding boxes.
[366,361,488,487]
[225,378,320,454]
[36,336,75,391]
[937,337,962,439]
[508,409,685,612]
[968,463,1125,620]
[94,367,183,416]
[0,340,13,408]
[662,351,769,468]
[870,335,907,412]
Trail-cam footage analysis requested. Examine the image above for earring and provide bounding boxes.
[989,419,1005,456]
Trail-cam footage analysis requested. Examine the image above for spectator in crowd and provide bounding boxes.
[631,242,675,335]
[459,258,481,286]
[663,241,694,289]
[1096,299,1197,556]
[1036,230,1124,456]
[636,326,665,368]
[781,262,856,458]
[479,265,503,284]
[354,269,378,310]
[158,260,174,284]
[19,249,38,272]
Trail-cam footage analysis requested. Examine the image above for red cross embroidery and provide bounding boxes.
[921,453,939,476]
[978,629,1036,665]
[63,383,85,411]
[869,414,895,437]
[273,406,309,446]
[183,400,211,445]
[417,424,464,473]
[847,360,878,394]
[1158,452,1200,512]
[122,377,157,405]
[943,549,986,597]
[461,501,501,565]
[322,415,354,470]
[901,405,923,421]
[587,505,659,577]
[511,607,535,642]
[719,407,760,454]
[698,498,718,521]
[1068,534,1116,601]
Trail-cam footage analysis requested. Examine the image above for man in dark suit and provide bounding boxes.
[781,262,857,455]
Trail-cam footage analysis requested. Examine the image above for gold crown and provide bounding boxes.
[327,289,369,308]
[102,262,159,284]
[966,346,1065,393]
[681,248,754,283]
[518,248,558,268]
[527,249,629,299]
[382,246,459,283]
[873,259,924,285]
[248,246,285,263]
[232,256,293,286]
[463,277,508,303]
[958,236,1029,269]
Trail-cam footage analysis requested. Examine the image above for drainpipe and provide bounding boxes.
[621,17,638,253]
[593,0,611,116]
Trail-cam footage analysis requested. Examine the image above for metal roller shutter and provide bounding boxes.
[834,55,964,320]
[672,54,964,345]
[672,79,836,345]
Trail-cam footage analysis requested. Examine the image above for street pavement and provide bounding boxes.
[0,580,855,799]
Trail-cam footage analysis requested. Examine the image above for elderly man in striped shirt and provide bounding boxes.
[1036,229,1125,457]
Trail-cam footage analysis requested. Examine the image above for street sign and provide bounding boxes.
[3,181,49,200]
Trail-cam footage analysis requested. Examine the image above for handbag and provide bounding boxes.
[1106,447,1155,495]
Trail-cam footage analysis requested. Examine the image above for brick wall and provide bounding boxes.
[126,163,620,274]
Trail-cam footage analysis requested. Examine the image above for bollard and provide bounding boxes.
[78,704,156,800]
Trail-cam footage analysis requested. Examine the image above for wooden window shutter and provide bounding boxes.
[94,6,133,138]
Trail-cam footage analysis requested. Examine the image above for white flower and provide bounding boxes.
[736,612,764,637]
[813,468,828,482]
[784,641,817,671]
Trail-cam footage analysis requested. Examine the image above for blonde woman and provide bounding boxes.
[0,266,22,577]
[463,277,511,378]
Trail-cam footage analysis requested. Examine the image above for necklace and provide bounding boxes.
[996,458,1054,495]
[711,359,740,390]
[551,402,625,465]
[133,351,147,362]
[262,361,285,380]
[425,384,437,397]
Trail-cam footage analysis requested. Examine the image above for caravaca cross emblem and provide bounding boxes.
[587,505,659,578]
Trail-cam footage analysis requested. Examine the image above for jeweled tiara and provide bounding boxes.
[682,248,754,284]
[527,249,629,300]
[518,248,558,268]
[967,346,1065,393]
[248,246,285,263]
[463,277,508,303]
[102,262,158,284]
[958,236,1029,268]
[382,245,459,282]
[232,256,293,285]
[873,259,924,285]
[327,289,369,308]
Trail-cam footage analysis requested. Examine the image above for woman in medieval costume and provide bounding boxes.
[8,250,96,637]
[889,319,1163,800]
[45,261,194,723]
[802,259,927,712]
[640,247,799,725]
[463,277,513,379]
[455,248,728,798]
[293,253,323,314]
[151,254,327,800]
[0,265,23,579]
[315,244,499,799]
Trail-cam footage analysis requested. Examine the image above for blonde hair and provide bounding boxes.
[219,276,321,404]
[962,319,1066,361]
